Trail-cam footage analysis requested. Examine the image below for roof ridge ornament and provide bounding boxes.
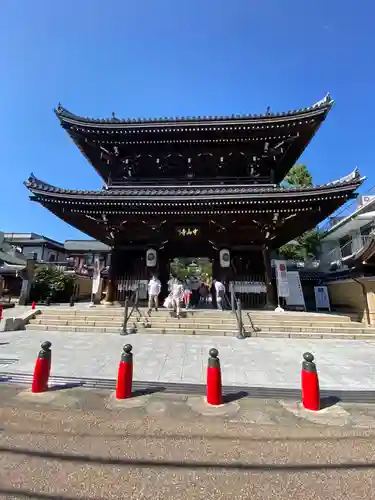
[312,92,333,109]
[325,167,362,187]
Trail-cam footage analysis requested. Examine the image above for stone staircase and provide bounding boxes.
[25,306,375,339]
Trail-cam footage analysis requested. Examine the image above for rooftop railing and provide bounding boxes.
[319,234,374,271]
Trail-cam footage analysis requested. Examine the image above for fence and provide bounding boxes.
[114,277,148,304]
[228,276,267,309]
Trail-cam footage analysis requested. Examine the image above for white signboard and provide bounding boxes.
[285,271,306,310]
[275,260,290,298]
[314,286,331,311]
[117,280,148,299]
[230,281,267,294]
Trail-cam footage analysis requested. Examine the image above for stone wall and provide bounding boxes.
[327,278,375,325]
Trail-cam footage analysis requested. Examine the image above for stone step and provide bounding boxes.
[136,318,364,328]
[26,324,122,333]
[30,317,364,331]
[30,319,237,330]
[37,312,355,325]
[40,308,354,322]
[25,324,234,335]
[34,314,237,324]
[251,326,375,333]
[25,322,375,337]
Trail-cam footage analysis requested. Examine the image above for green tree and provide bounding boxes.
[278,164,321,260]
[30,266,75,302]
[283,164,312,188]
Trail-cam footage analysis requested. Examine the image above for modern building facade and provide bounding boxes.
[319,194,375,273]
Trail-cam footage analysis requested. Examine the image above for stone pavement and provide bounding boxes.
[3,384,375,429]
[1,329,375,391]
[1,384,375,499]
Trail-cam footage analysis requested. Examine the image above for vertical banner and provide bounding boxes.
[286,271,306,310]
[275,260,290,298]
[92,256,101,295]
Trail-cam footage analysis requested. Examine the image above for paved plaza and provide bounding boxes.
[1,328,375,390]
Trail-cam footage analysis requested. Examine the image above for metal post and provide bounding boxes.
[236,298,245,339]
[122,298,129,335]
[230,282,236,313]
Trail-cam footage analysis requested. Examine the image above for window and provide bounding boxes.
[361,221,374,236]
[339,235,352,258]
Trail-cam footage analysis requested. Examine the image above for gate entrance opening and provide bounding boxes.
[169,257,213,282]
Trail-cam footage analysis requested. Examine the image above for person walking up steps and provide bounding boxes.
[213,279,225,311]
[147,275,161,315]
[171,278,184,319]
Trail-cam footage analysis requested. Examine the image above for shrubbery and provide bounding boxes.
[30,266,75,303]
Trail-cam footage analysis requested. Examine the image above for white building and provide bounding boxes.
[319,195,375,272]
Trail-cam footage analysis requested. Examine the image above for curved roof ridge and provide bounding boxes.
[54,94,334,125]
[24,168,364,198]
[24,173,58,191]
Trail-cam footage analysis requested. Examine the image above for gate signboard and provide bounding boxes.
[314,286,331,311]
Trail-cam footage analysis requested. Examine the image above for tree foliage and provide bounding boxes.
[278,164,321,260]
[30,266,75,302]
[283,164,313,188]
[170,258,212,282]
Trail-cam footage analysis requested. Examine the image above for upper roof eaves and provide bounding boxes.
[24,168,364,198]
[54,94,333,128]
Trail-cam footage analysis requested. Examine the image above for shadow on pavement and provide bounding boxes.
[223,390,248,403]
[47,382,84,391]
[132,386,166,397]
[0,488,105,500]
[1,445,375,472]
[320,395,341,409]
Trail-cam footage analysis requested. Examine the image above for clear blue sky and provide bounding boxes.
[1,0,374,242]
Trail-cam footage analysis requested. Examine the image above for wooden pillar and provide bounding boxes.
[104,248,118,304]
[157,251,169,301]
[262,244,276,309]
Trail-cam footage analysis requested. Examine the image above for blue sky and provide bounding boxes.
[1,0,374,242]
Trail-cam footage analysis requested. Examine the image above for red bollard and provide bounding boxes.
[31,341,52,393]
[206,348,223,405]
[0,304,3,321]
[116,344,133,399]
[301,352,320,411]
[31,301,36,310]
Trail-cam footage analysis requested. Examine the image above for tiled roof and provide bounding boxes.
[24,168,364,199]
[54,94,333,127]
[64,240,111,252]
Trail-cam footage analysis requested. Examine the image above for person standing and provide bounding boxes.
[171,278,184,319]
[167,274,175,293]
[147,275,161,315]
[213,279,225,311]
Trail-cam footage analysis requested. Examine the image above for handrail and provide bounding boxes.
[228,282,245,339]
[122,282,142,334]
[246,311,261,334]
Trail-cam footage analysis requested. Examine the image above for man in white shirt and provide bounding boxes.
[147,275,161,314]
[213,279,225,311]
[171,279,184,319]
